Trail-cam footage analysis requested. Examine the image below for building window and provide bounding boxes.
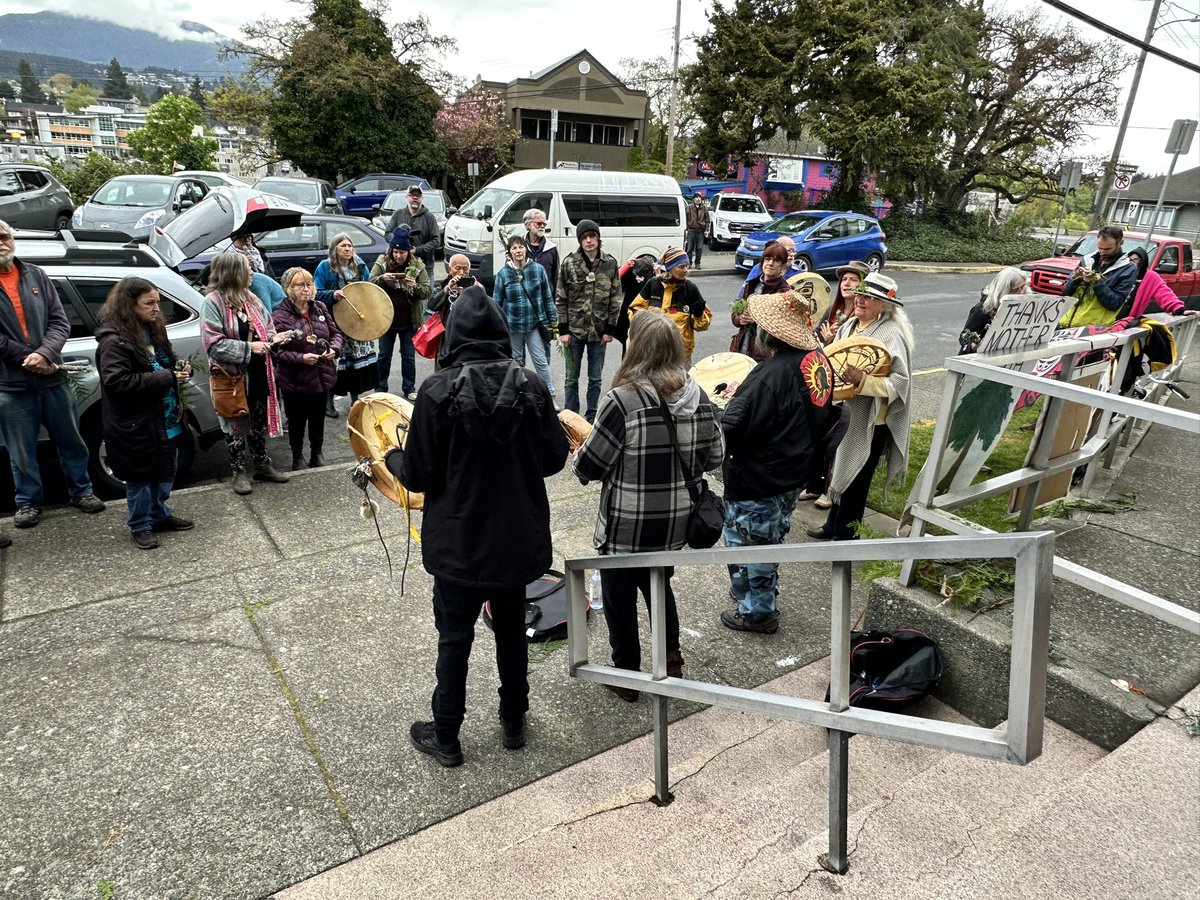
[1137,205,1177,228]
[521,116,551,140]
[98,115,114,132]
[595,124,625,146]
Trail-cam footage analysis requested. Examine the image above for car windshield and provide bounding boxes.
[768,214,827,236]
[457,188,515,219]
[718,197,766,214]
[93,179,172,207]
[423,193,445,214]
[1066,234,1158,259]
[256,180,319,205]
[379,191,405,215]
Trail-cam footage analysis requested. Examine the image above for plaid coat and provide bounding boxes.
[574,377,724,554]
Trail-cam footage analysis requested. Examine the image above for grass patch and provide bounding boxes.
[867,401,1043,534]
[99,882,116,900]
[528,639,565,663]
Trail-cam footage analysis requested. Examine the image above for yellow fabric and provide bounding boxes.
[628,282,712,358]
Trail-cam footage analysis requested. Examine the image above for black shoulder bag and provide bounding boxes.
[657,398,724,549]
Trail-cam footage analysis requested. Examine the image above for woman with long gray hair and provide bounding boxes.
[574,312,725,700]
[200,252,290,495]
[808,272,913,542]
[314,231,377,416]
[958,266,1029,354]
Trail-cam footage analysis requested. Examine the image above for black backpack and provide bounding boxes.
[482,569,581,642]
[828,629,944,711]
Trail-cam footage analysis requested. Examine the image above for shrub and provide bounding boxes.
[885,212,1053,265]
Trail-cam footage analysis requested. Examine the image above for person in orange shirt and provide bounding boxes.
[0,219,106,537]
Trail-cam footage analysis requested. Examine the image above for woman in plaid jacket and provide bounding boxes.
[574,313,725,701]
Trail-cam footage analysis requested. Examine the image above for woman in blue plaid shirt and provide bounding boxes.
[574,313,725,701]
[493,234,558,405]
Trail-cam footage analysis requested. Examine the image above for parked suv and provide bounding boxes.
[336,173,431,218]
[707,192,774,249]
[735,210,888,274]
[253,176,343,215]
[372,188,455,256]
[7,187,306,497]
[0,164,76,232]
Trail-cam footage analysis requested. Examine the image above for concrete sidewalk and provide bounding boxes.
[2,353,1197,898]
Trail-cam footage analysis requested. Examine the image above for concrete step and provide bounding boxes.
[275,661,1014,899]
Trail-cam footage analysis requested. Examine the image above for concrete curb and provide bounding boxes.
[887,261,1006,274]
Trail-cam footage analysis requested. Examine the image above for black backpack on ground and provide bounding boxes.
[827,629,944,711]
[482,569,582,642]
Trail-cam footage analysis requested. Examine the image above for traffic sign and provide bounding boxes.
[1113,173,1132,190]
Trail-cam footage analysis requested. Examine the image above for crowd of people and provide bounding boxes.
[2,209,1190,765]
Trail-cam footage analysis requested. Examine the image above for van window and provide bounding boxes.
[500,193,552,226]
[459,188,515,219]
[563,195,681,228]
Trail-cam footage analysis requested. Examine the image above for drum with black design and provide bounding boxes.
[823,335,892,400]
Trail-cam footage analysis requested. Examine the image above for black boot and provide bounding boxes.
[325,393,339,419]
[291,453,306,471]
[309,449,326,467]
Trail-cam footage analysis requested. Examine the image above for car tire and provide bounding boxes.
[794,254,813,273]
[55,213,72,233]
[84,420,197,500]
[865,253,884,272]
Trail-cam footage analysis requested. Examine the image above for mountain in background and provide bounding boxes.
[0,12,241,76]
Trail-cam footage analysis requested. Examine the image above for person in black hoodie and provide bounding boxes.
[385,284,569,766]
[719,288,833,633]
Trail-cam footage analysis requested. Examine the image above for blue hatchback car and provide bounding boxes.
[336,173,432,218]
[734,210,887,274]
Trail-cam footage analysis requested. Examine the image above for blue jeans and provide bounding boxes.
[377,326,416,394]
[723,489,801,620]
[126,480,173,535]
[564,337,607,421]
[511,329,556,402]
[0,383,93,508]
[686,229,705,265]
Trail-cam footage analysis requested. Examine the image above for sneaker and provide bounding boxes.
[151,515,194,533]
[814,494,833,510]
[0,532,11,548]
[806,524,833,540]
[13,505,41,528]
[797,490,820,502]
[71,494,106,514]
[721,608,779,634]
[409,721,463,767]
[605,683,640,703]
[131,531,159,550]
[500,714,526,751]
[404,391,419,401]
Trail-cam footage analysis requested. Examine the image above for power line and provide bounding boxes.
[1040,0,1200,73]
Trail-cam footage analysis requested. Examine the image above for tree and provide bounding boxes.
[689,0,983,206]
[434,89,518,198]
[934,9,1125,210]
[225,0,449,183]
[0,81,15,101]
[64,82,100,113]
[619,56,699,174]
[127,94,218,173]
[47,73,73,98]
[131,84,149,105]
[103,59,133,100]
[18,59,47,104]
[188,77,206,109]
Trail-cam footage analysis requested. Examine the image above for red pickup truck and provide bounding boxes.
[1021,230,1200,310]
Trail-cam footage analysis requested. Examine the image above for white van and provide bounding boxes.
[443,169,685,288]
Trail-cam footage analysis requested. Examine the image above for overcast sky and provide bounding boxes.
[10,0,1200,176]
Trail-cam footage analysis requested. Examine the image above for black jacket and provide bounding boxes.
[386,286,569,588]
[385,205,441,271]
[721,344,833,500]
[95,326,180,484]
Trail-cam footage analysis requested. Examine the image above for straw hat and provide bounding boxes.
[747,289,819,350]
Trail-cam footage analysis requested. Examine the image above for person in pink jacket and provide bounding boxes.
[1125,249,1197,319]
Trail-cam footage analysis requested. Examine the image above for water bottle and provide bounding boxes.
[589,570,604,611]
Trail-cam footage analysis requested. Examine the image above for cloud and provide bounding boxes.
[30,0,234,41]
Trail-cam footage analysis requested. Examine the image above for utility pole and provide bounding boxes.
[1092,0,1161,228]
[664,0,682,178]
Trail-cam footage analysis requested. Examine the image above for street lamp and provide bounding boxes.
[1091,3,1200,228]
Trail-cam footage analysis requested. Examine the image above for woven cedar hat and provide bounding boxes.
[747,288,820,350]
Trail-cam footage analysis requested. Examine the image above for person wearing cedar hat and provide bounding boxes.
[719,282,833,633]
[808,271,913,542]
[628,246,712,366]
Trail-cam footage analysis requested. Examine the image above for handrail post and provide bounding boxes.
[1006,533,1053,763]
[650,566,672,805]
[1017,354,1077,530]
[566,565,588,674]
[825,560,853,873]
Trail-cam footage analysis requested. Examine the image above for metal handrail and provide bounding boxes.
[564,531,1055,874]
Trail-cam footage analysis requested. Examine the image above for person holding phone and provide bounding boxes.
[370,226,430,400]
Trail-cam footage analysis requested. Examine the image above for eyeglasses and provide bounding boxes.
[0,233,13,242]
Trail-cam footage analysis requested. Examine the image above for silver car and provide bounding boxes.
[0,164,76,232]
[371,188,455,257]
[9,187,306,497]
[72,174,211,240]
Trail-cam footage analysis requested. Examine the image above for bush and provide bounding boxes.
[885,212,1053,265]
[41,153,155,206]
